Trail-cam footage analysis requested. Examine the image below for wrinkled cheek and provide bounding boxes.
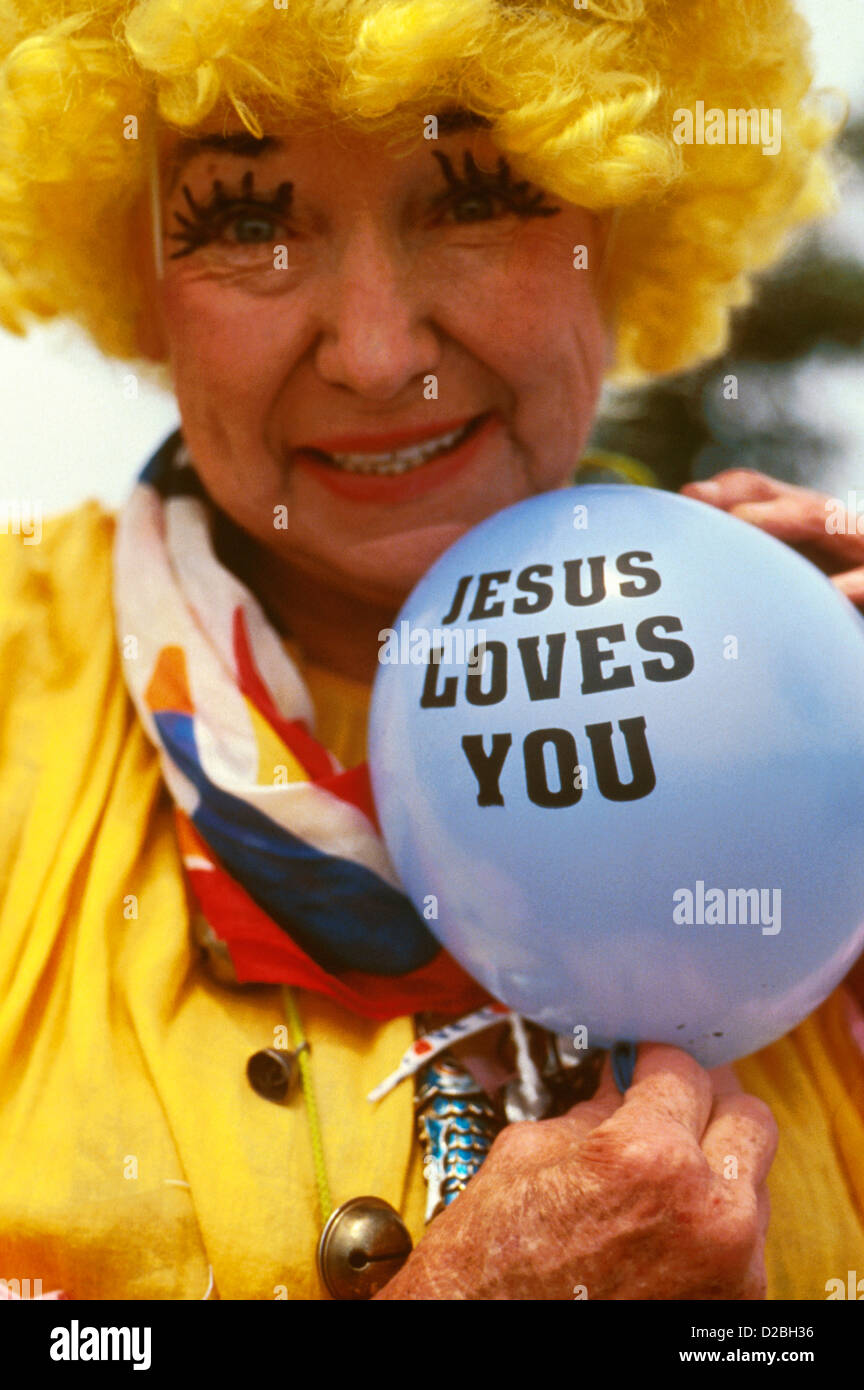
[520,304,608,481]
[574,315,610,431]
[158,282,213,403]
[561,291,610,417]
[160,276,260,396]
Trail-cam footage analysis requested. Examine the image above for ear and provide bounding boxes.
[128,189,169,363]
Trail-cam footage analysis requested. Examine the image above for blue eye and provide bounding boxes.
[168,173,294,259]
[430,149,561,227]
[446,193,499,223]
[228,213,280,243]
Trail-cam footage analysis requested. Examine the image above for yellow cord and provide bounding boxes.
[282,986,333,1225]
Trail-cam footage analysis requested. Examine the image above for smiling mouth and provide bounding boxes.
[295,414,490,476]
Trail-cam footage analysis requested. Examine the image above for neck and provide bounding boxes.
[213,513,398,686]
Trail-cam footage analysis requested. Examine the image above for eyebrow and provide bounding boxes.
[436,107,492,133]
[165,133,280,193]
[163,109,491,192]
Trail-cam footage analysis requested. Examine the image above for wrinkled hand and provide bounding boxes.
[681,468,864,609]
[376,1044,777,1300]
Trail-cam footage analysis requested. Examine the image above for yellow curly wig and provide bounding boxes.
[0,0,839,378]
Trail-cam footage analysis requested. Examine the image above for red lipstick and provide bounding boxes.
[292,413,499,504]
[299,417,477,453]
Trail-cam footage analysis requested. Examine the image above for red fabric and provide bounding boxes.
[232,607,337,781]
[179,610,490,1019]
[178,810,491,1021]
[232,607,385,828]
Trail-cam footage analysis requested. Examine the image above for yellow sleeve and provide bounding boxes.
[736,987,864,1300]
[0,500,120,886]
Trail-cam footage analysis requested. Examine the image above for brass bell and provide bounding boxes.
[317,1196,413,1300]
[246,1046,307,1103]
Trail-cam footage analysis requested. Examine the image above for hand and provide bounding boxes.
[681,469,864,609]
[375,1044,777,1300]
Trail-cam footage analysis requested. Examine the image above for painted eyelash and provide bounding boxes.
[429,150,561,219]
[168,170,294,258]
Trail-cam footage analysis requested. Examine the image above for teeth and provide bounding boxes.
[324,420,477,475]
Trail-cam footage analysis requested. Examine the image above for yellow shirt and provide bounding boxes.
[0,502,862,1300]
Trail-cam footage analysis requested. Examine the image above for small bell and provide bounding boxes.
[317,1197,413,1300]
[246,1045,307,1103]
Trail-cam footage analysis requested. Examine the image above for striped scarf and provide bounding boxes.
[112,430,489,1020]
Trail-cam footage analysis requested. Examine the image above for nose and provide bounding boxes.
[313,220,441,401]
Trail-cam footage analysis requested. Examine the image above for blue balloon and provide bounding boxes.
[368,486,864,1067]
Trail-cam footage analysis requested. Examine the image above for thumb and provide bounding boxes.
[561,1053,625,1141]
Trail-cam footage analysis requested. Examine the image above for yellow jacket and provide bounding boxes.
[0,503,862,1299]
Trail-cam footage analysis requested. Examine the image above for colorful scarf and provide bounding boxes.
[112,430,489,1020]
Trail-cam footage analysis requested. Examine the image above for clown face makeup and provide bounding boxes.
[142,116,611,677]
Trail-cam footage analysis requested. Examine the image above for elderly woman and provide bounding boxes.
[1,0,864,1303]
